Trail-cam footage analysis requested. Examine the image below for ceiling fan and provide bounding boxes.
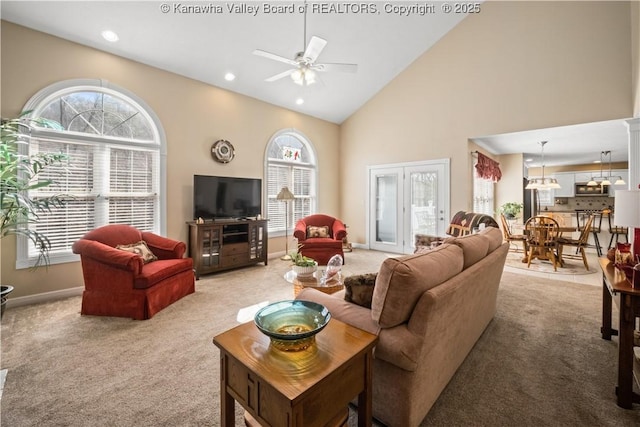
[252,7,357,86]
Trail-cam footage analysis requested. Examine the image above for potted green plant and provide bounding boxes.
[1,113,66,316]
[289,245,318,276]
[500,202,523,219]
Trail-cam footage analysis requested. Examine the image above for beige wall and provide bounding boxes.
[0,22,340,299]
[340,1,633,244]
[633,0,640,117]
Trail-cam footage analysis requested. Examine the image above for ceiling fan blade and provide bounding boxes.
[313,63,358,73]
[265,69,296,82]
[303,36,327,63]
[253,49,298,66]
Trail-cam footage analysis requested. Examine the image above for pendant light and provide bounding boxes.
[586,151,626,187]
[525,141,561,189]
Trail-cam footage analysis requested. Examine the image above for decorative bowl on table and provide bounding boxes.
[254,300,331,351]
[292,262,318,277]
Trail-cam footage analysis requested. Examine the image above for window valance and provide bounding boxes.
[474,152,502,182]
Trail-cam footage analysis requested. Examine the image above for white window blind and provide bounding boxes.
[17,81,163,268]
[473,171,495,215]
[265,131,317,234]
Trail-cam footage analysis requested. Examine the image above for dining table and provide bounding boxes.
[515,224,579,265]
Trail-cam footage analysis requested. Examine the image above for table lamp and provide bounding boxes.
[614,188,640,262]
[276,186,295,260]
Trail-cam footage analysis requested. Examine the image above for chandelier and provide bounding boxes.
[586,151,626,186]
[525,141,561,190]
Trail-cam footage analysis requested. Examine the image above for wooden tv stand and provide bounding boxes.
[187,219,268,279]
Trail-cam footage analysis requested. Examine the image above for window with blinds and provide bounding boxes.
[17,82,163,268]
[265,131,317,234]
[473,169,495,215]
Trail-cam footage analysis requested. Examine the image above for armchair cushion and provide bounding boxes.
[307,225,330,238]
[116,241,158,264]
[134,258,194,289]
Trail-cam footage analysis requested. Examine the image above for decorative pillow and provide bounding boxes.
[307,225,330,238]
[116,241,158,264]
[344,273,377,308]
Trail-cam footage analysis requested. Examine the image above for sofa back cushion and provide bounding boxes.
[443,226,503,269]
[480,226,503,252]
[372,244,464,328]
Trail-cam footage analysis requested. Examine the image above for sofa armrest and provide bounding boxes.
[375,324,424,372]
[296,288,380,335]
[293,220,308,241]
[296,288,422,371]
[141,231,186,259]
[72,239,143,274]
[332,219,347,241]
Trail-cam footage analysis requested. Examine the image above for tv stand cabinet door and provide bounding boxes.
[189,223,221,279]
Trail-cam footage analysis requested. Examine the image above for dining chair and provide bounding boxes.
[575,209,603,256]
[557,214,593,271]
[499,213,528,258]
[603,208,628,249]
[524,216,560,271]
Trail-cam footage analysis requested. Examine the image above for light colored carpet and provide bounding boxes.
[1,249,639,426]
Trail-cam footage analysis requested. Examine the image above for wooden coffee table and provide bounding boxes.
[213,318,378,427]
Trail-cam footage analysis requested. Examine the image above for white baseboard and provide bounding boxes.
[7,286,83,309]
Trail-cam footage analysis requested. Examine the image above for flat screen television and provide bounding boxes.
[193,175,262,220]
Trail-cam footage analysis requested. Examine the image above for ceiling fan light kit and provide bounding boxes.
[253,1,357,87]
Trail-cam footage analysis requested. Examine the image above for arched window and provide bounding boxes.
[264,130,317,234]
[17,79,165,268]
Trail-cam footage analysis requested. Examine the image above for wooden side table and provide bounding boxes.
[599,257,640,408]
[213,318,378,427]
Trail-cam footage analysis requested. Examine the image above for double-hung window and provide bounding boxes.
[265,130,317,234]
[17,80,165,268]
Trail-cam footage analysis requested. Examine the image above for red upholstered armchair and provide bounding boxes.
[293,214,347,265]
[72,225,195,320]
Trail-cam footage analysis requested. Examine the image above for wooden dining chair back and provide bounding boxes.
[603,208,628,249]
[576,209,603,256]
[524,216,560,271]
[557,214,593,271]
[499,213,528,257]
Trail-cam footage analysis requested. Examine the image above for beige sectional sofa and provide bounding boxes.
[296,227,508,426]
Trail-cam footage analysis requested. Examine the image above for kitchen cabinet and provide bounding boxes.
[574,172,594,183]
[608,169,628,197]
[553,173,575,197]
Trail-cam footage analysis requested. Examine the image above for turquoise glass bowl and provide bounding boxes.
[254,300,331,351]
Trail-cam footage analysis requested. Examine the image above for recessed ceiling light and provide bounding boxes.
[101,30,119,42]
[525,158,533,162]
[295,98,304,105]
[224,72,236,82]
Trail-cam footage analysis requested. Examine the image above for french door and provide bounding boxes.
[369,160,449,254]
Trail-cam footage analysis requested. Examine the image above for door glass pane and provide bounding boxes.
[410,171,438,239]
[376,175,397,243]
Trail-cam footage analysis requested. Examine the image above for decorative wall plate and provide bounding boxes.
[211,139,235,163]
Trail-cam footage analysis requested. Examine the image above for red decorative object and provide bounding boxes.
[474,152,502,182]
[613,187,640,262]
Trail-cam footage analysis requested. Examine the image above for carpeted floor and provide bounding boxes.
[504,250,598,275]
[1,248,639,426]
